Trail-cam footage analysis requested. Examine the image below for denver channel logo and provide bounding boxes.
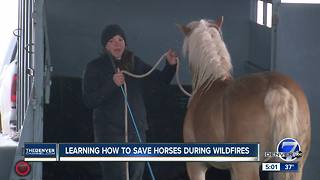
[265,138,302,162]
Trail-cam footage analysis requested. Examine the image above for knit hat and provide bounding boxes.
[101,24,126,47]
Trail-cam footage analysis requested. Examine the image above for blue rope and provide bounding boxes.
[120,85,156,180]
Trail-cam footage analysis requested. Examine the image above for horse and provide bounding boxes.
[178,17,311,180]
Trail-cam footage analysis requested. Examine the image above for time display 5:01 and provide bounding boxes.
[262,163,280,171]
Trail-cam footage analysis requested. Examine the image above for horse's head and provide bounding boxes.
[178,17,224,57]
[177,17,232,92]
[178,16,223,36]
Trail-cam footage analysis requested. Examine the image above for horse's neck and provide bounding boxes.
[191,78,231,100]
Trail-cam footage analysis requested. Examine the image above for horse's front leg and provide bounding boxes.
[230,162,260,180]
[186,162,207,180]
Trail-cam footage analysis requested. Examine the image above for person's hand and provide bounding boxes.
[113,68,125,86]
[166,49,178,65]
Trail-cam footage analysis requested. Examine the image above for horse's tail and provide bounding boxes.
[264,86,299,149]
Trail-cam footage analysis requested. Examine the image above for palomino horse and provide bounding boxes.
[179,17,311,180]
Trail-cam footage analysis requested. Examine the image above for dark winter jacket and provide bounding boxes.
[82,50,175,142]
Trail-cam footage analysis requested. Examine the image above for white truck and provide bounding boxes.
[0,0,50,179]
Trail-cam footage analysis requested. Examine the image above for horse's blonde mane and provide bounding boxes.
[183,19,232,94]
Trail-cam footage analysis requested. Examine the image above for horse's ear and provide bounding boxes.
[176,24,192,36]
[215,16,224,29]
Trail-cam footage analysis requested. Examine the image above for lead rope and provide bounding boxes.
[122,53,191,97]
[120,83,157,180]
[119,52,191,180]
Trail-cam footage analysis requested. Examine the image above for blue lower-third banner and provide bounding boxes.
[24,143,259,162]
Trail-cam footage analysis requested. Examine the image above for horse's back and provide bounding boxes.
[225,71,310,131]
[227,72,306,99]
[224,72,310,158]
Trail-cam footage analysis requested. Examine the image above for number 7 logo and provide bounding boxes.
[282,141,298,152]
[277,138,301,162]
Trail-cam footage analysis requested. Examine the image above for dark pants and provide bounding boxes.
[100,161,145,180]
[94,124,146,180]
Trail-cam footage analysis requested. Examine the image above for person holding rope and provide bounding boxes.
[82,24,177,180]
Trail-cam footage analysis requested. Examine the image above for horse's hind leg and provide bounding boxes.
[230,163,260,180]
[272,171,302,180]
[186,162,207,180]
[272,163,304,180]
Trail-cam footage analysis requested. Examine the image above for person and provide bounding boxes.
[82,24,177,180]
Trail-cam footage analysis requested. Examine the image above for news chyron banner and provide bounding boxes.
[24,143,259,162]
